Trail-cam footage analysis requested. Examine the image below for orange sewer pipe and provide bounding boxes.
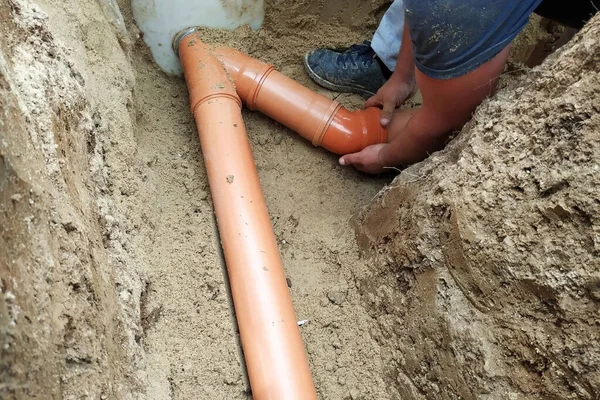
[177,33,318,399]
[176,30,388,155]
[213,46,388,154]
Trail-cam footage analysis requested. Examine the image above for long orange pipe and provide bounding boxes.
[177,33,318,399]
[213,47,388,154]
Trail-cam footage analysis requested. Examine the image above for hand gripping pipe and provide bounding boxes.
[175,30,388,155]
[177,32,318,399]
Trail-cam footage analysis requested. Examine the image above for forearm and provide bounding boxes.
[390,23,415,83]
[379,108,448,166]
[379,44,512,168]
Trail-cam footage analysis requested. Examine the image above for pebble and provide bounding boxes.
[224,375,238,385]
[327,289,347,305]
[62,221,77,233]
[324,361,335,372]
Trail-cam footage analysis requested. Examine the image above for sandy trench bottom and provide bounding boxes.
[120,1,396,399]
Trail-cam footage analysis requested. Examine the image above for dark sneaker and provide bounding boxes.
[304,41,391,98]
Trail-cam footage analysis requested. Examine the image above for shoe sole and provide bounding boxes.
[303,52,376,99]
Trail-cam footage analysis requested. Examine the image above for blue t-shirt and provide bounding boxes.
[404,0,544,79]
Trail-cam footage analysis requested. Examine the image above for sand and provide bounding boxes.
[2,0,597,399]
[2,0,394,398]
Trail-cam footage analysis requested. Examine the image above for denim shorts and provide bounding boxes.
[404,0,544,79]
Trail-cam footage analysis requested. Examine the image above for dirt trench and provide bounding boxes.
[1,0,393,398]
[1,0,598,399]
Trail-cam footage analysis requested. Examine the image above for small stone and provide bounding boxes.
[62,221,77,233]
[10,194,22,202]
[589,283,600,301]
[226,175,234,184]
[349,388,360,399]
[286,277,292,288]
[306,344,313,355]
[327,289,347,305]
[338,376,346,386]
[324,361,335,372]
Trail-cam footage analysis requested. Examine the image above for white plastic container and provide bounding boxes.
[131,0,264,75]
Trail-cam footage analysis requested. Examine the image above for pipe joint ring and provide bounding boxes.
[312,101,342,147]
[172,27,199,54]
[246,64,276,110]
[192,93,242,115]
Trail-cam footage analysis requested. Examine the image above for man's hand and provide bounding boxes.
[365,75,415,127]
[339,144,387,174]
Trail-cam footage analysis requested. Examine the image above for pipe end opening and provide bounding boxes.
[172,27,201,55]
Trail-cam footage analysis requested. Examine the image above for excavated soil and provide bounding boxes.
[1,0,597,399]
[356,16,600,399]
